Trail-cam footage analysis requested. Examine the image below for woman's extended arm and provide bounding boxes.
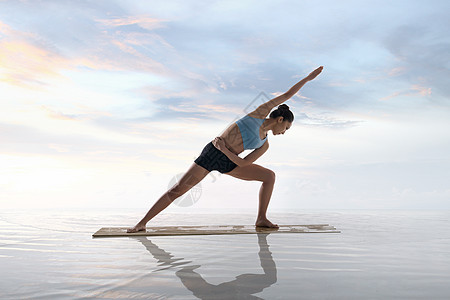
[265,66,323,110]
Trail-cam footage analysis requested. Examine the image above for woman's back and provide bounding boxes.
[220,113,268,154]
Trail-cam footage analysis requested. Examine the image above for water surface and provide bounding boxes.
[1,210,449,299]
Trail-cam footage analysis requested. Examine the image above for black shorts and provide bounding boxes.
[194,141,238,174]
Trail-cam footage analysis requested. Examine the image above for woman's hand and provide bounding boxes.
[212,137,227,152]
[306,66,323,81]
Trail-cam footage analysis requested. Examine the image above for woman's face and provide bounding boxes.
[273,118,292,135]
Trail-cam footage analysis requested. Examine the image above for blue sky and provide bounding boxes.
[1,0,449,212]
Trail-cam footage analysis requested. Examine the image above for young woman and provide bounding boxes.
[127,66,323,233]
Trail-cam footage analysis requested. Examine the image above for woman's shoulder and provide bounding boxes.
[246,112,267,120]
[246,104,270,119]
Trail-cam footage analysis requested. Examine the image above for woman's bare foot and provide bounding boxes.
[255,218,279,228]
[127,223,147,233]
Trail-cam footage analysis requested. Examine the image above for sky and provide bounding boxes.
[1,0,449,213]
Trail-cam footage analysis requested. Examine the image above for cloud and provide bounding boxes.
[0,13,173,88]
[39,105,78,121]
[382,23,450,103]
[96,16,167,30]
[296,112,362,129]
[0,22,70,87]
[143,97,212,122]
[379,84,432,101]
[388,67,407,77]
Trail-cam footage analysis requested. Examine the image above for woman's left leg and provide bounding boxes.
[128,162,210,232]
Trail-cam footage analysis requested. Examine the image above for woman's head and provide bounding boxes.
[270,104,294,122]
[269,104,293,135]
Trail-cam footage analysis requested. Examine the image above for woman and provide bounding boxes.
[127,66,323,233]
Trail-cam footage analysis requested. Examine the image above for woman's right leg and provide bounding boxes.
[224,163,278,228]
[127,162,210,232]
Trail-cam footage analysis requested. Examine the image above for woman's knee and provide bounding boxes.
[256,166,276,183]
[264,169,276,184]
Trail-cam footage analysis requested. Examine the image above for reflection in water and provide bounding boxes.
[133,233,277,299]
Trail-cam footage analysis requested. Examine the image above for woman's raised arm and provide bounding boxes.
[265,66,323,109]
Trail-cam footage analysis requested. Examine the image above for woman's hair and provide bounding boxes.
[269,104,294,123]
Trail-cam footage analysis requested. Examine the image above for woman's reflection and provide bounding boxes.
[133,233,277,299]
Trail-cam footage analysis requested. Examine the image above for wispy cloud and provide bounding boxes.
[0,21,69,87]
[40,105,78,121]
[382,23,450,102]
[0,14,174,88]
[388,67,407,77]
[296,112,362,129]
[379,84,432,101]
[96,16,167,30]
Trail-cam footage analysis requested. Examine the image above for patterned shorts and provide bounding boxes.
[194,141,238,174]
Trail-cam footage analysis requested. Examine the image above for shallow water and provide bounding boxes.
[1,209,449,299]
